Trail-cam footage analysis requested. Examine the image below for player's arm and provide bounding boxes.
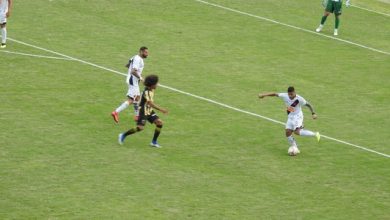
[147,100,168,114]
[131,68,143,81]
[258,92,278,99]
[305,102,317,119]
[6,0,12,17]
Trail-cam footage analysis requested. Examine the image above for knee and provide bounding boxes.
[136,126,144,131]
[294,130,300,135]
[285,130,292,137]
[155,119,163,127]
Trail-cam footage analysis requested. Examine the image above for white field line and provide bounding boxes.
[0,50,73,60]
[7,37,390,158]
[351,4,390,17]
[194,0,390,56]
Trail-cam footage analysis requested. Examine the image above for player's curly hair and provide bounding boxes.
[144,74,159,87]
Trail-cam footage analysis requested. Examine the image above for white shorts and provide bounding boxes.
[0,12,6,24]
[285,116,303,130]
[126,85,140,100]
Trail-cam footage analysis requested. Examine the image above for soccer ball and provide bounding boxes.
[288,145,300,156]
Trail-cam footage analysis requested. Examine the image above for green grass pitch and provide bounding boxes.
[1,0,389,219]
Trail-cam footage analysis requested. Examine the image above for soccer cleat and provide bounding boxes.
[334,29,338,36]
[0,43,6,49]
[111,111,119,123]
[150,141,162,148]
[118,133,126,145]
[315,132,321,142]
[315,25,323,33]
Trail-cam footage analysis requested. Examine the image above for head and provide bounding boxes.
[139,46,149,59]
[144,74,159,89]
[287,86,296,100]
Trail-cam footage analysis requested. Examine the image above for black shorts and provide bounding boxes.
[137,111,159,126]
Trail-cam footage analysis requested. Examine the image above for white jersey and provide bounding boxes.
[125,54,144,87]
[278,93,308,119]
[0,0,8,13]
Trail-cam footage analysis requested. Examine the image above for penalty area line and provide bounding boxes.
[351,4,390,17]
[0,50,74,60]
[7,37,390,159]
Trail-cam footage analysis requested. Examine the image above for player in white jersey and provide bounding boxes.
[111,46,149,123]
[0,0,12,48]
[259,86,321,154]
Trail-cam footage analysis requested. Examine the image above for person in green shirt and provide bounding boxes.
[316,0,351,36]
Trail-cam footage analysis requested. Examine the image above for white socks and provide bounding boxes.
[1,27,6,44]
[115,101,129,113]
[287,136,297,146]
[299,129,315,137]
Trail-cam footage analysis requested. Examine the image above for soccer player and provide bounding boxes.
[258,86,321,154]
[118,74,168,148]
[111,46,149,123]
[315,0,351,36]
[0,0,12,48]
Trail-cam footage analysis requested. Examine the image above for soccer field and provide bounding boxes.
[1,0,389,219]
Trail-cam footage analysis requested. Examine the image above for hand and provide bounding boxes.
[312,114,318,119]
[139,76,144,82]
[258,93,265,99]
[346,0,351,7]
[6,11,10,18]
[160,108,169,115]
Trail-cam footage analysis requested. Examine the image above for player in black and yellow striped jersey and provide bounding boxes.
[118,75,168,148]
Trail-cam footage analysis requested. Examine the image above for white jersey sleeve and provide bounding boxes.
[297,96,307,107]
[277,93,288,100]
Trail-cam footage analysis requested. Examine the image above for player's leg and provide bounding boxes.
[133,95,140,121]
[112,85,137,123]
[150,116,163,148]
[316,1,333,32]
[316,11,331,32]
[0,23,6,48]
[334,2,342,36]
[112,97,133,123]
[334,15,340,35]
[286,129,297,147]
[116,97,133,114]
[294,126,321,142]
[118,125,144,145]
[285,118,298,147]
[118,114,145,145]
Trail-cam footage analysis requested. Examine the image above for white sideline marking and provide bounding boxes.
[194,0,390,56]
[7,37,390,158]
[0,50,73,60]
[351,4,390,17]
